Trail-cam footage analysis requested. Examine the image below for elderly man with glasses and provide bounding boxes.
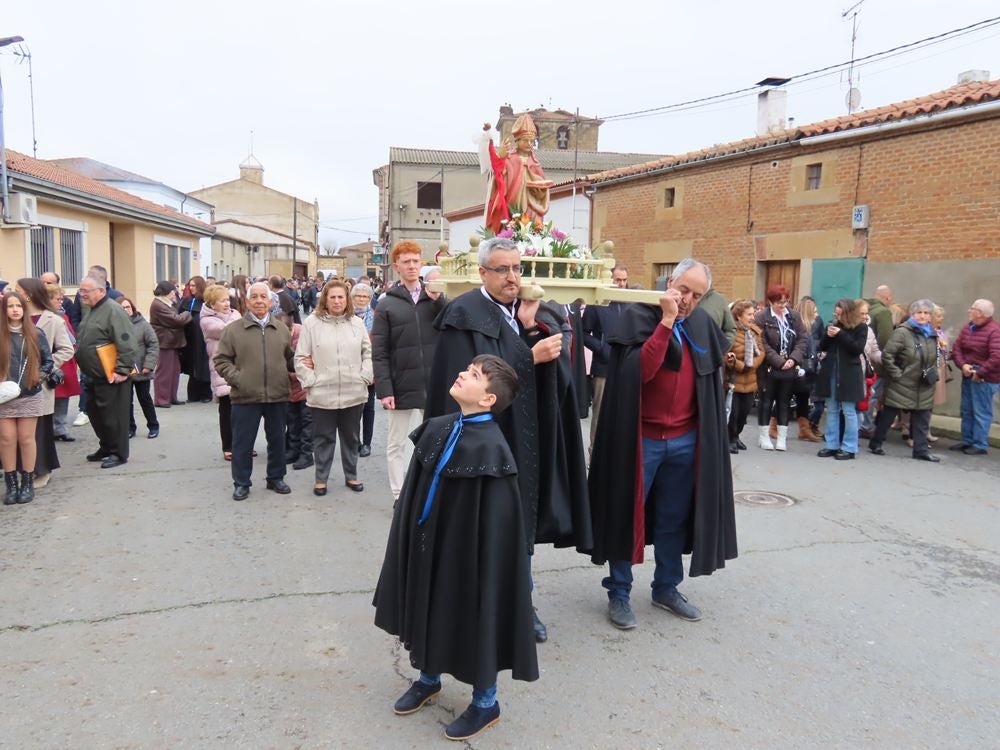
[73,275,138,469]
[425,237,592,644]
[950,299,1000,455]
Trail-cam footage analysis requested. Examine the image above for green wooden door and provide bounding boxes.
[811,259,866,324]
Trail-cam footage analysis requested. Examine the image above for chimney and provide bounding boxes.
[958,69,990,84]
[756,88,788,136]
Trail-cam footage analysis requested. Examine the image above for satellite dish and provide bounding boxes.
[846,87,862,111]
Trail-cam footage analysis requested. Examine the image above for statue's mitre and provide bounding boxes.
[511,114,538,139]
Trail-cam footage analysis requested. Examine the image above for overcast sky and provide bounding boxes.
[3,1,998,247]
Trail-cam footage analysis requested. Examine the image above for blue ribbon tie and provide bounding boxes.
[417,413,494,525]
[673,319,707,354]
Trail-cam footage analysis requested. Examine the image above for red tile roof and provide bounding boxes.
[5,150,214,232]
[590,79,1000,184]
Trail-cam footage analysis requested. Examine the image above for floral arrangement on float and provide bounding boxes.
[474,214,598,279]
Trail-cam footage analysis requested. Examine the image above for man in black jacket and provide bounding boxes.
[371,241,445,500]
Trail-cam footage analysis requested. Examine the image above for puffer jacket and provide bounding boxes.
[881,320,939,411]
[295,313,372,410]
[371,284,445,409]
[726,323,765,393]
[149,298,192,350]
[200,306,242,398]
[127,312,160,381]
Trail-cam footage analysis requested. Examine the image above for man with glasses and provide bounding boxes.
[426,237,592,643]
[73,276,138,469]
[950,299,1000,455]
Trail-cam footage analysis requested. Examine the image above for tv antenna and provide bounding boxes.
[842,0,866,113]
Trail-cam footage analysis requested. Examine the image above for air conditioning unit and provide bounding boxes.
[6,193,38,225]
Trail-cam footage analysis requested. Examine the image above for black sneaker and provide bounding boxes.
[444,701,501,741]
[359,444,372,458]
[392,680,441,715]
[532,608,547,643]
[948,443,969,452]
[608,598,637,630]
[652,589,703,621]
[293,455,313,470]
[962,446,988,455]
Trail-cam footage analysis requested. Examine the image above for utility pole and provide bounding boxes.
[571,107,580,235]
[292,196,298,277]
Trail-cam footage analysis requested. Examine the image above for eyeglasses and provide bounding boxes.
[481,265,523,276]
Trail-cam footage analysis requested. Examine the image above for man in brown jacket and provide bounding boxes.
[214,282,294,501]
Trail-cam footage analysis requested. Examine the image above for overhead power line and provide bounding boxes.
[599,15,1000,122]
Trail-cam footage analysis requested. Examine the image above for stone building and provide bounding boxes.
[190,153,319,279]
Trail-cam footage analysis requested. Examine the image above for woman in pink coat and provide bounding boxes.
[200,284,242,460]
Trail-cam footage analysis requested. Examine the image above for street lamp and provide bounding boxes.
[0,35,26,224]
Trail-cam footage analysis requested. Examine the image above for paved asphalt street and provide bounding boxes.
[1,396,998,749]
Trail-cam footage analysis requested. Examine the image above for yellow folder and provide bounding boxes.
[94,343,118,383]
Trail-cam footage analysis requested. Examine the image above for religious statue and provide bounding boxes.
[479,114,554,234]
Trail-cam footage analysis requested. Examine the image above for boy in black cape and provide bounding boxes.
[373,354,538,742]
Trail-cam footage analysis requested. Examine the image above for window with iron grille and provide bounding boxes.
[806,163,823,191]
[60,229,84,284]
[155,242,190,283]
[30,227,55,276]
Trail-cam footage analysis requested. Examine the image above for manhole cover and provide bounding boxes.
[734,491,796,507]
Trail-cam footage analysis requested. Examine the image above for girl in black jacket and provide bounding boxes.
[0,290,54,504]
[815,298,868,460]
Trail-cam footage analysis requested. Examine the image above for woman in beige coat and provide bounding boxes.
[295,279,372,496]
[17,278,74,488]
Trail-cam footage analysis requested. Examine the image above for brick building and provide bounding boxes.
[587,77,1000,329]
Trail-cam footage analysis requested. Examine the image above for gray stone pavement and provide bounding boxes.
[1,398,998,749]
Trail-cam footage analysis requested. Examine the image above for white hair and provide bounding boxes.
[670,258,712,289]
[975,299,995,317]
[478,237,518,267]
[351,283,373,297]
[909,298,935,314]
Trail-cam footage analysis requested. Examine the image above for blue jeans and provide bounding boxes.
[420,672,496,708]
[824,398,859,453]
[604,429,697,602]
[961,378,999,450]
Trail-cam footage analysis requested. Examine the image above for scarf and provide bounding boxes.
[355,306,374,332]
[907,318,936,337]
[741,326,759,367]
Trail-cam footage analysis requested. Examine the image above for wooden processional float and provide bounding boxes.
[426,113,665,306]
[426,236,666,306]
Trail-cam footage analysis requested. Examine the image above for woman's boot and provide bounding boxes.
[758,425,775,450]
[798,416,821,442]
[775,425,789,451]
[4,471,19,505]
[17,470,34,504]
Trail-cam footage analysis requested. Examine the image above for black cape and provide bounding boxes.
[373,414,538,690]
[588,304,738,575]
[562,302,589,418]
[426,289,592,555]
[179,296,211,383]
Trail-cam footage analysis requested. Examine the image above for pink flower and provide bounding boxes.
[551,228,567,242]
[523,247,539,256]
[498,228,514,239]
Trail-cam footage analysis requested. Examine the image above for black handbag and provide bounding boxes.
[912,330,939,387]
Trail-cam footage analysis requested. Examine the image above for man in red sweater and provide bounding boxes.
[950,298,1000,455]
[588,259,737,630]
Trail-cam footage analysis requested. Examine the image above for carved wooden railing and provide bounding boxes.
[432,238,663,305]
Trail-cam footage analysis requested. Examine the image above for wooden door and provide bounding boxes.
[764,260,800,302]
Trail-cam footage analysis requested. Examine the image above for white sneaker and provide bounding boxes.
[72,412,90,426]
